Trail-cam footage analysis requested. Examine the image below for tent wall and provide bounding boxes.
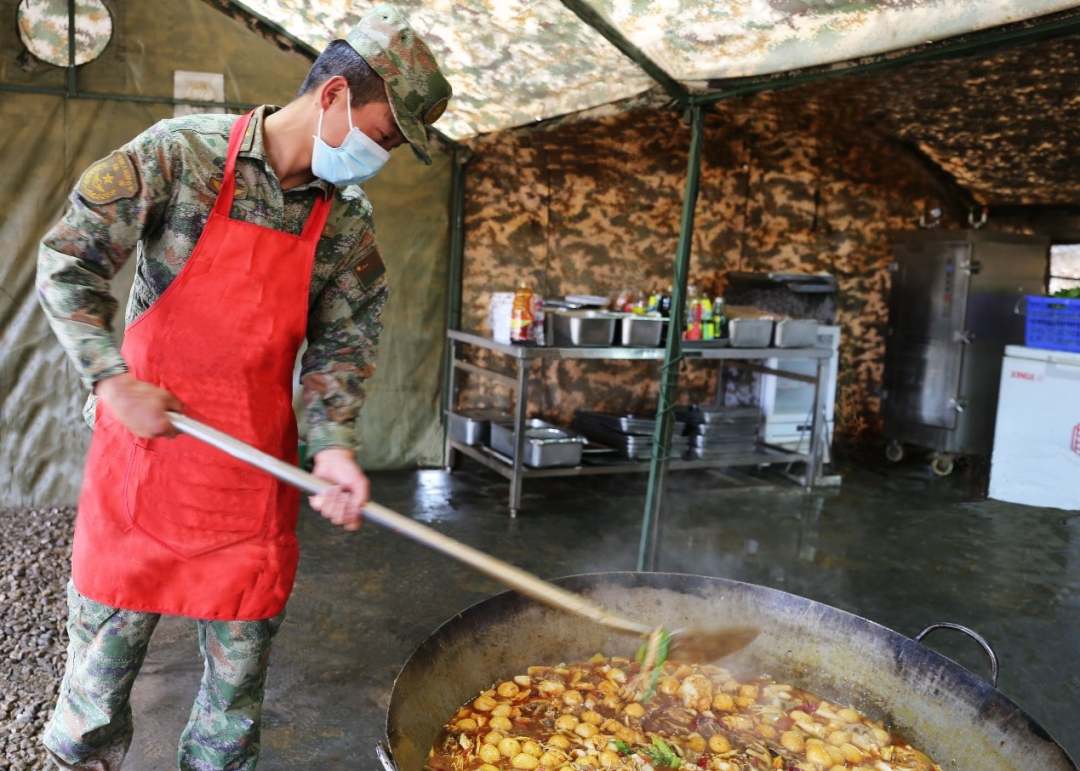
[0,0,450,507]
[352,152,451,471]
[454,94,960,442]
[451,31,1076,443]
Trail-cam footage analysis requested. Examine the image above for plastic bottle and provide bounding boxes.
[714,296,728,339]
[659,287,673,318]
[684,284,701,341]
[510,283,534,345]
[701,297,714,341]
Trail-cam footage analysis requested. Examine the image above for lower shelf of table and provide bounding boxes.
[448,440,810,479]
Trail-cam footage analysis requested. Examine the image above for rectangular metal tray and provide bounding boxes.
[613,438,691,461]
[575,410,688,436]
[548,310,620,346]
[690,433,760,449]
[729,318,775,348]
[572,417,689,460]
[489,419,585,467]
[774,319,819,348]
[691,419,761,436]
[617,315,665,347]
[448,409,511,446]
[686,444,766,461]
[677,405,763,424]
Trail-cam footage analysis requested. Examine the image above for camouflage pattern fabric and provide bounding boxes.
[238,0,652,140]
[345,3,452,164]
[796,34,1080,206]
[226,0,1068,140]
[455,91,961,442]
[43,582,285,771]
[16,0,113,67]
[36,105,389,457]
[583,0,1075,82]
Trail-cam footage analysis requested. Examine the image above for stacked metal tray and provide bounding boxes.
[572,411,690,461]
[676,405,762,459]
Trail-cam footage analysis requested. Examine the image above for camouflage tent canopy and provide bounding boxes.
[232,0,1079,140]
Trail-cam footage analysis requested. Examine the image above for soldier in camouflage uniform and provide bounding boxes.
[35,5,450,770]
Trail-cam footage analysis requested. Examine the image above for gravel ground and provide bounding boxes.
[0,507,73,770]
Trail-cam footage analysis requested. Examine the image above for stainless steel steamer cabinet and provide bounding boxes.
[883,230,1048,475]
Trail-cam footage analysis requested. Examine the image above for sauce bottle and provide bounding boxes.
[510,282,534,345]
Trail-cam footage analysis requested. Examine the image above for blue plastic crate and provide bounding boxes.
[1025,295,1080,352]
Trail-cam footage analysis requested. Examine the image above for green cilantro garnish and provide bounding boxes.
[614,737,682,768]
[643,736,682,768]
[640,628,671,702]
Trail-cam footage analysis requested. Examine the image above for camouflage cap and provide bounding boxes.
[345,4,452,164]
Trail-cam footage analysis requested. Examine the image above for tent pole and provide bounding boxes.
[636,103,704,572]
[0,82,260,111]
[66,0,76,97]
[558,0,686,103]
[441,145,468,451]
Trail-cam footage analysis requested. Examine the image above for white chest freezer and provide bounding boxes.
[989,345,1080,510]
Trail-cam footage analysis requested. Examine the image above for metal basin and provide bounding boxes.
[489,419,586,467]
[617,314,666,347]
[548,310,621,346]
[380,572,1075,771]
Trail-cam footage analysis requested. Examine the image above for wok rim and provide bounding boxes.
[383,570,1077,768]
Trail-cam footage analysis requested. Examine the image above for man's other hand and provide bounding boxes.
[96,373,182,438]
[310,448,368,531]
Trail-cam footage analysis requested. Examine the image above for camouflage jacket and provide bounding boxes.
[36,105,389,457]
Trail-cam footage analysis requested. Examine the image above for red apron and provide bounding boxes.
[73,111,332,621]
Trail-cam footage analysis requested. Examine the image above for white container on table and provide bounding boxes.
[989,345,1080,511]
[487,292,515,344]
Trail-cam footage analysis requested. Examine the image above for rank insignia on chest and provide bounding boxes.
[77,151,140,205]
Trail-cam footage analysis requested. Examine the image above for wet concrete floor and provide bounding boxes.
[126,459,1079,768]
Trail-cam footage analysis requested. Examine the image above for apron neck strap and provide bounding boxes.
[213,111,255,217]
[300,191,333,241]
[215,109,333,241]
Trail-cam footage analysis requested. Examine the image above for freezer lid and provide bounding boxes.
[1004,345,1080,366]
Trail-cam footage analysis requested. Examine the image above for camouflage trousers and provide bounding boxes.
[43,581,285,771]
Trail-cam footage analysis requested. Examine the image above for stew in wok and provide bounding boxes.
[427,651,939,771]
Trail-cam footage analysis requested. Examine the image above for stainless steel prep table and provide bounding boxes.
[444,329,835,515]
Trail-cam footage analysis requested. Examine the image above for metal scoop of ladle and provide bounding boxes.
[166,412,759,662]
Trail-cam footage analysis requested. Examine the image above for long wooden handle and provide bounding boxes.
[166,412,652,637]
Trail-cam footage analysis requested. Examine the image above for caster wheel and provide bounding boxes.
[885,440,904,463]
[930,455,955,477]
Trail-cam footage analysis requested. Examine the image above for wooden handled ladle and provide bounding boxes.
[167,412,758,662]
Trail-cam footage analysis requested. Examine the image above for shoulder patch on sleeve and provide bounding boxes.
[355,250,386,290]
[77,151,140,205]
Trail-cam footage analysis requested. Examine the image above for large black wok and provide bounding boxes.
[380,572,1075,771]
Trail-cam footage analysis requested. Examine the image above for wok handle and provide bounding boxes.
[915,622,999,687]
[375,741,398,771]
[166,412,652,638]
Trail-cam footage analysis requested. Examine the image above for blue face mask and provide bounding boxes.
[311,88,390,186]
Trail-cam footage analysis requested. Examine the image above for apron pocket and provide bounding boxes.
[125,441,273,558]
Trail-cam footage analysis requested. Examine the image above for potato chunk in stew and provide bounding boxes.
[426,656,940,771]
